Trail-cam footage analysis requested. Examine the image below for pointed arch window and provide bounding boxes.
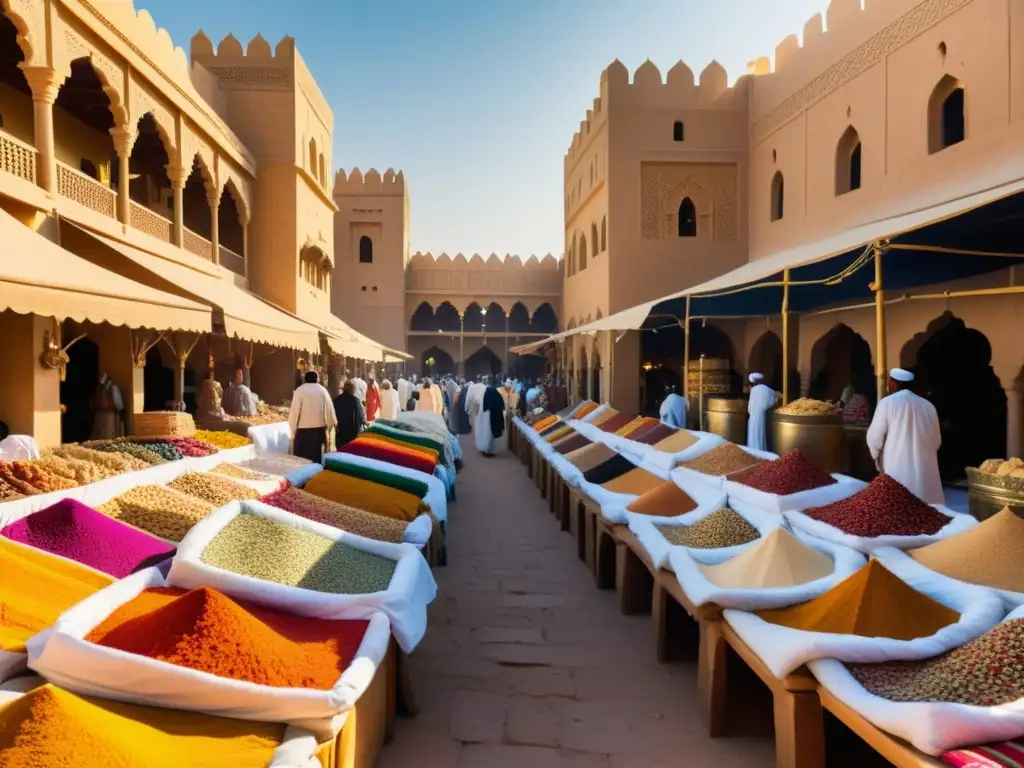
[579,235,588,271]
[770,171,785,222]
[591,222,599,255]
[308,138,317,174]
[929,76,965,154]
[673,121,684,142]
[677,198,697,237]
[835,126,862,195]
[359,235,373,264]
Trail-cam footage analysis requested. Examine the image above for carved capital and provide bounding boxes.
[109,126,136,158]
[19,66,61,104]
[165,164,189,190]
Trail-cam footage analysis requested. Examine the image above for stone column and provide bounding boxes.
[110,127,134,226]
[167,165,186,248]
[208,193,220,265]
[21,67,60,195]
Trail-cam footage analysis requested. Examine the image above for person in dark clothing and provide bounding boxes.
[407,390,419,411]
[475,383,506,456]
[454,383,472,435]
[332,379,364,450]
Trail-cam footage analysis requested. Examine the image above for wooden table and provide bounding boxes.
[700,620,824,768]
[567,488,593,565]
[817,688,945,768]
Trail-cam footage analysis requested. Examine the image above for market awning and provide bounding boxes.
[310,307,411,362]
[62,222,321,352]
[0,209,210,332]
[532,163,1024,344]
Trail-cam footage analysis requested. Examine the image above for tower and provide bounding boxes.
[332,168,410,354]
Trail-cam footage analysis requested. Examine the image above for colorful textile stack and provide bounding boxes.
[324,458,429,498]
[304,470,426,522]
[338,436,436,476]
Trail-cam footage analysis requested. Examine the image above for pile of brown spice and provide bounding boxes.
[733,449,836,496]
[847,618,1024,706]
[678,443,765,476]
[805,474,950,537]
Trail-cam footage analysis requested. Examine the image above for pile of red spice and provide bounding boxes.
[86,586,368,689]
[804,473,950,537]
[734,449,836,496]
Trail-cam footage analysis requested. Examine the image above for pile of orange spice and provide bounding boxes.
[85,586,368,689]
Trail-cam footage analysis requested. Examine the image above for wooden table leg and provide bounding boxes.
[594,523,619,590]
[697,620,728,737]
[583,505,597,574]
[774,690,825,768]
[558,481,570,532]
[616,542,653,615]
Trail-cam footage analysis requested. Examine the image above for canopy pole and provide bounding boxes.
[682,295,691,400]
[873,242,887,404]
[781,268,791,405]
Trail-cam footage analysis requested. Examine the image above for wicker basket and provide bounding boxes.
[132,411,197,439]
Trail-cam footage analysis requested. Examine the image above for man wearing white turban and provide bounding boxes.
[746,372,776,451]
[867,368,944,504]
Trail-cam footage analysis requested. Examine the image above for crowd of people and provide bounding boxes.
[285,369,557,463]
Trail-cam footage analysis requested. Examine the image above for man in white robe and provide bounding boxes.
[397,377,412,411]
[379,380,401,420]
[659,392,688,428]
[746,372,777,451]
[466,378,487,426]
[866,368,944,504]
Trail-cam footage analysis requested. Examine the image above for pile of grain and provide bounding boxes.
[167,473,261,507]
[98,486,215,542]
[599,466,665,495]
[754,560,960,640]
[656,508,759,549]
[263,487,408,543]
[200,512,398,595]
[777,398,840,416]
[699,528,832,589]
[679,443,764,476]
[910,506,1024,592]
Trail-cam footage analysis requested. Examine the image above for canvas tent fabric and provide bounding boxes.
[0,210,210,333]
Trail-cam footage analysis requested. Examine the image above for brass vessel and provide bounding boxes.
[966,468,1024,521]
[768,411,846,474]
[704,397,748,444]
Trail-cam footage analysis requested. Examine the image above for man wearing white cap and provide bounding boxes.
[866,368,943,504]
[746,372,776,451]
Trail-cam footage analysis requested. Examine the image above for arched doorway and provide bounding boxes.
[464,346,501,381]
[748,331,783,392]
[144,345,174,412]
[462,303,483,333]
[641,322,684,415]
[60,334,99,444]
[809,324,874,409]
[901,312,1006,481]
[591,348,602,403]
[436,302,460,333]
[420,346,455,378]
[508,303,530,333]
[577,344,589,401]
[690,322,741,396]
[531,304,558,334]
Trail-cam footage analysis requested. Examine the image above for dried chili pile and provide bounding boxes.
[168,437,219,457]
[805,473,949,537]
[86,586,368,689]
[848,618,1024,706]
[734,449,836,495]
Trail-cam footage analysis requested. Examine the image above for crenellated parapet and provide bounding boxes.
[333,167,406,198]
[407,252,561,271]
[565,57,749,166]
[190,31,298,90]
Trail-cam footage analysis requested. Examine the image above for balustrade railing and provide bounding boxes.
[0,130,36,185]
[129,201,172,243]
[57,161,116,219]
[183,228,213,260]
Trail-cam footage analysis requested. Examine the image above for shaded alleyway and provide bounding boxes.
[378,436,775,767]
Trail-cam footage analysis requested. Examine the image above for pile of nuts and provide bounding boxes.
[777,398,841,416]
[263,487,408,543]
[209,463,276,482]
[54,445,149,474]
[168,437,219,458]
[90,441,168,465]
[98,485,215,541]
[35,453,116,485]
[167,473,260,507]
[0,461,78,495]
[656,508,760,549]
[200,512,398,594]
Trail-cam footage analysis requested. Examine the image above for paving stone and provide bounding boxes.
[475,626,546,645]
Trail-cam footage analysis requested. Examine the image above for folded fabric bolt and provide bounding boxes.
[303,472,425,522]
[555,434,591,455]
[357,433,439,465]
[339,439,436,476]
[324,458,428,498]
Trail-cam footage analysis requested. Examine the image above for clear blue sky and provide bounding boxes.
[148,0,829,258]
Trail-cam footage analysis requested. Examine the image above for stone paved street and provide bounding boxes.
[377,436,775,767]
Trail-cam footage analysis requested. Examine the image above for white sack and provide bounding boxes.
[247,421,292,455]
[785,504,977,554]
[322,451,448,523]
[670,446,779,491]
[28,567,391,741]
[808,604,1024,755]
[725,473,867,515]
[724,551,1007,678]
[628,496,778,571]
[665,523,865,610]
[0,650,27,683]
[874,546,1024,612]
[168,500,437,653]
